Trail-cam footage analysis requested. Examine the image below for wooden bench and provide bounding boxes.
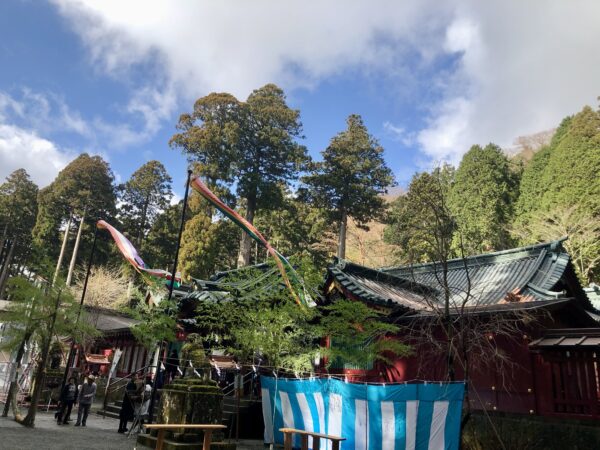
[280,427,346,450]
[144,424,226,450]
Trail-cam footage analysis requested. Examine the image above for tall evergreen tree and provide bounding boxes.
[449,143,519,254]
[537,107,600,214]
[0,169,38,295]
[171,84,307,267]
[32,154,116,284]
[31,186,63,262]
[144,202,182,270]
[118,160,172,247]
[514,117,572,220]
[178,189,239,280]
[513,145,553,219]
[384,165,456,263]
[253,188,336,269]
[514,106,600,281]
[301,114,394,259]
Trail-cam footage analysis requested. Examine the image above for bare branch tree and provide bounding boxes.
[512,205,600,283]
[71,265,131,311]
[387,166,542,433]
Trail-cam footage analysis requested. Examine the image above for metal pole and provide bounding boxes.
[167,169,193,301]
[148,169,193,424]
[235,373,241,441]
[60,222,99,391]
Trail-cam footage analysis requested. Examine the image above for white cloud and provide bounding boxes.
[51,1,449,96]
[169,192,182,206]
[417,97,472,164]
[51,0,600,165]
[0,124,73,187]
[417,1,600,160]
[383,121,415,147]
[0,87,166,151]
[0,89,92,138]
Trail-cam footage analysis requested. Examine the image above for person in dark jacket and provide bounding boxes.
[165,349,179,383]
[57,377,78,425]
[75,374,97,427]
[118,376,139,433]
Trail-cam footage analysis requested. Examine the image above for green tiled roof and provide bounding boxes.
[327,239,590,313]
[180,263,281,305]
[182,290,231,303]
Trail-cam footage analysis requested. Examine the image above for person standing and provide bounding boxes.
[165,349,179,383]
[129,378,152,433]
[57,377,78,425]
[118,376,138,433]
[75,374,97,427]
[138,378,153,429]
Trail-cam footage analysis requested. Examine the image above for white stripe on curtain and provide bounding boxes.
[405,400,419,450]
[381,401,395,450]
[327,394,343,450]
[297,393,314,448]
[261,388,274,443]
[314,392,326,436]
[355,399,369,450]
[280,392,298,448]
[428,401,449,450]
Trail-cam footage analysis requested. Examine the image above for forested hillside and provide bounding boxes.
[386,105,600,283]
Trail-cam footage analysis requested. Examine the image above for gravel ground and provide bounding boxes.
[0,407,136,450]
[0,406,265,450]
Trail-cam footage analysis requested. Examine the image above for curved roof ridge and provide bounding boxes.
[379,237,568,272]
[330,258,438,297]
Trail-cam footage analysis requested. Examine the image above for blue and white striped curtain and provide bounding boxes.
[261,377,464,450]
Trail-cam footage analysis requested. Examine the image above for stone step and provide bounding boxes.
[95,402,157,420]
[95,409,120,420]
[223,397,257,407]
[104,404,121,414]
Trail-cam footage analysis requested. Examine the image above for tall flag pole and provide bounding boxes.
[148,168,193,424]
[167,168,193,302]
[189,175,312,307]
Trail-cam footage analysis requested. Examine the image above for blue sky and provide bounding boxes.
[1,1,600,199]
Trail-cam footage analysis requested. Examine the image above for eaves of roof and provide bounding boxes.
[398,297,573,319]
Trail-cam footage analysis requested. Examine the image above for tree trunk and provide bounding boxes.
[0,238,16,298]
[0,223,8,266]
[53,214,73,286]
[237,194,256,267]
[0,240,8,272]
[2,326,33,418]
[137,196,150,248]
[66,211,86,286]
[337,210,348,260]
[21,290,62,427]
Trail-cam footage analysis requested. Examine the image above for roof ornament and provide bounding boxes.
[504,291,522,303]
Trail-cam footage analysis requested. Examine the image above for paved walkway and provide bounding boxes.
[0,407,265,449]
[0,408,136,450]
